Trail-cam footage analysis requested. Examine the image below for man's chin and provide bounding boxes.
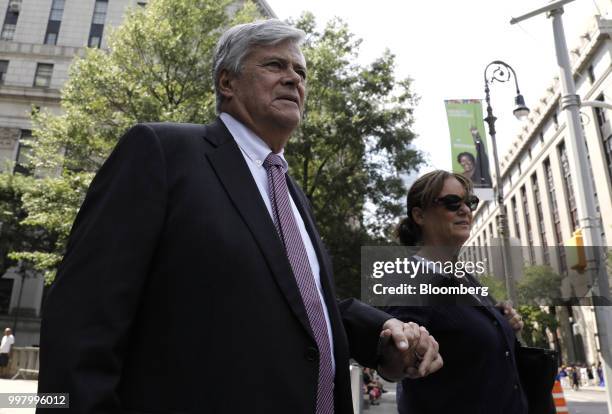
[271,112,301,130]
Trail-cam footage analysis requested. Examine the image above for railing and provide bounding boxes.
[4,346,39,379]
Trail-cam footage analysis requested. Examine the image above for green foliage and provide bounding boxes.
[478,274,508,302]
[518,305,558,348]
[0,173,56,277]
[289,14,422,296]
[515,265,562,347]
[14,5,423,298]
[517,265,563,306]
[13,0,261,283]
[479,265,562,347]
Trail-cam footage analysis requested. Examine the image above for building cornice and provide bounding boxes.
[0,40,85,61]
[499,16,611,176]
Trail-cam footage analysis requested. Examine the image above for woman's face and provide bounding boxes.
[414,177,473,247]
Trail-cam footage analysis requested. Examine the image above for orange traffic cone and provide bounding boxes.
[552,380,569,413]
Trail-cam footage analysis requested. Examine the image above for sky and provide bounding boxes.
[266,0,608,179]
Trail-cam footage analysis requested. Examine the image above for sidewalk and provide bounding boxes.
[0,379,37,414]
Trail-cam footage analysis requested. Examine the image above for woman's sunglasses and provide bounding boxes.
[433,194,480,212]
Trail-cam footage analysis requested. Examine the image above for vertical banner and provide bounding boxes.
[445,99,493,199]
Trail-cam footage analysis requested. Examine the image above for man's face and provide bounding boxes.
[222,40,306,138]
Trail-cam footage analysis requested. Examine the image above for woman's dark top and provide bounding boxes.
[384,257,528,414]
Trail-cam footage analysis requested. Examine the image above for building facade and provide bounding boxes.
[465,14,612,365]
[0,0,275,346]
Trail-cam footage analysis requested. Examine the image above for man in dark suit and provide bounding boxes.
[37,19,442,413]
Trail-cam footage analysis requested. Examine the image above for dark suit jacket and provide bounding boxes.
[384,260,528,414]
[37,119,391,414]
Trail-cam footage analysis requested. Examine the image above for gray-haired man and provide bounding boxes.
[37,20,442,413]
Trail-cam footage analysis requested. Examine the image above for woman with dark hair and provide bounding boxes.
[456,127,493,187]
[387,169,527,414]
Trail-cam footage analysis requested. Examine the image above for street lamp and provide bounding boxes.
[483,60,530,307]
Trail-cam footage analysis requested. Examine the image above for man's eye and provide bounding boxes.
[296,70,307,80]
[266,61,282,69]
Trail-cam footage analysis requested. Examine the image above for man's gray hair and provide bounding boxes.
[213,19,306,113]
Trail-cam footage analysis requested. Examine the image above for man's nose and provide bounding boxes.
[282,68,303,85]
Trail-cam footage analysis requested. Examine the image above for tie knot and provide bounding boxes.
[263,153,284,170]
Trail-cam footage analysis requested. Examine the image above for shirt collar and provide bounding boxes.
[220,112,289,173]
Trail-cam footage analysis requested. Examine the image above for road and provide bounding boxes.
[0,378,609,413]
[365,381,610,414]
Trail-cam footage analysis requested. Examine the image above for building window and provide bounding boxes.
[511,196,521,240]
[544,158,567,274]
[558,142,578,231]
[0,60,7,84]
[553,111,559,130]
[92,0,108,24]
[88,0,108,48]
[587,65,595,84]
[1,23,15,40]
[521,185,534,264]
[1,3,19,41]
[44,0,64,45]
[50,0,65,20]
[604,134,612,187]
[33,63,53,87]
[14,130,33,175]
[44,32,57,45]
[483,229,489,263]
[532,173,549,265]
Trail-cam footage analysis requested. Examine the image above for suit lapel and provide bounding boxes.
[203,118,314,340]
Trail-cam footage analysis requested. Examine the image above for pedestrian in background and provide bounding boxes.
[571,366,580,391]
[0,327,15,378]
[597,362,605,387]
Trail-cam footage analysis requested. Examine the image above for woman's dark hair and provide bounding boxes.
[457,151,475,164]
[396,170,473,246]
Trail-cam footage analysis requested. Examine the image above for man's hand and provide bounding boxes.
[496,301,524,333]
[376,318,443,382]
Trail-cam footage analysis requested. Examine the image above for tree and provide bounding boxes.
[11,5,423,298]
[8,0,260,281]
[289,14,422,296]
[479,265,563,348]
[0,174,56,277]
[517,265,562,348]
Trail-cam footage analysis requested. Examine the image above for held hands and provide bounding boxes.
[376,318,443,382]
[496,301,524,333]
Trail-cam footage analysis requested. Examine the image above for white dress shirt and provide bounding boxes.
[0,334,14,353]
[220,112,335,370]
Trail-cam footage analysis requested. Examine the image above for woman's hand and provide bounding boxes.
[496,301,524,333]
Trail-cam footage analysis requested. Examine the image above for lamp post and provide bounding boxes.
[483,60,530,307]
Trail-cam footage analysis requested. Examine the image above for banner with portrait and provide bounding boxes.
[445,99,493,200]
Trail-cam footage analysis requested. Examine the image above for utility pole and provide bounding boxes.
[511,1,612,409]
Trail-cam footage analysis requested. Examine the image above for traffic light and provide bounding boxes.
[565,229,586,273]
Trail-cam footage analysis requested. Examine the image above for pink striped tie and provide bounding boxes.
[263,153,334,414]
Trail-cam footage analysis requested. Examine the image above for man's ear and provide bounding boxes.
[411,207,425,226]
[217,69,235,100]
